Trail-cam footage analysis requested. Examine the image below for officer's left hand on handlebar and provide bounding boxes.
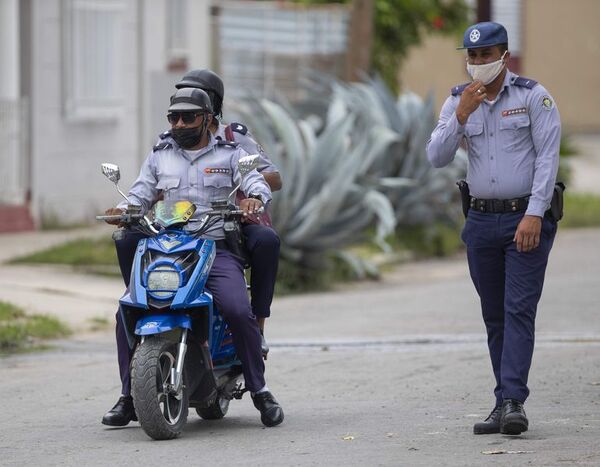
[239,198,263,216]
[103,207,126,226]
[513,215,542,252]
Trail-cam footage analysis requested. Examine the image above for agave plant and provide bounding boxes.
[227,76,466,277]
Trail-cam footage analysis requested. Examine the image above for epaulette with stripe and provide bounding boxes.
[230,122,248,135]
[512,76,538,89]
[159,130,171,139]
[216,139,239,148]
[153,141,172,152]
[451,82,470,96]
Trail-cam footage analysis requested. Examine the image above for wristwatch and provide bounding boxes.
[248,192,265,204]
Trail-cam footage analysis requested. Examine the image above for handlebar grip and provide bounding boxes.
[95,213,144,221]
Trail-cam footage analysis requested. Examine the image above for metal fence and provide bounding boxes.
[212,1,350,102]
[0,98,28,205]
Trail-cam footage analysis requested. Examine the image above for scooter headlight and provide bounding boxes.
[147,266,180,298]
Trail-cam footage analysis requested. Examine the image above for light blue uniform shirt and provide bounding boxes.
[426,71,561,217]
[118,133,272,240]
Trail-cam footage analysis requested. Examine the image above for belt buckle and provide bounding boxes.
[492,199,504,213]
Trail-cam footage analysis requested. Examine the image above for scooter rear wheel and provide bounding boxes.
[196,397,230,420]
[131,336,189,440]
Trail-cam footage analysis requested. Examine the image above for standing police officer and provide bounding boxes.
[102,70,282,427]
[102,88,284,428]
[427,22,561,435]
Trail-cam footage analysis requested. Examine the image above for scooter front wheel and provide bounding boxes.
[131,336,189,440]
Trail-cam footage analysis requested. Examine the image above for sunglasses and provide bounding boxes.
[167,112,200,125]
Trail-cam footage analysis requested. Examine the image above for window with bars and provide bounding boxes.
[63,0,125,121]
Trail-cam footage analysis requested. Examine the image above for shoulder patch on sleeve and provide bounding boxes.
[217,140,239,148]
[159,130,171,139]
[541,95,554,111]
[230,123,248,135]
[451,82,470,96]
[153,141,172,152]
[512,76,538,89]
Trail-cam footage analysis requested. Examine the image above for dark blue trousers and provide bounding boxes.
[243,224,280,318]
[461,211,557,405]
[113,225,278,395]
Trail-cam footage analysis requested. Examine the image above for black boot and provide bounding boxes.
[473,406,502,434]
[500,399,528,435]
[252,391,284,427]
[101,396,138,426]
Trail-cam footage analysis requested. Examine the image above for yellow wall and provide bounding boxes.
[522,0,600,132]
[399,0,600,132]
[399,34,468,116]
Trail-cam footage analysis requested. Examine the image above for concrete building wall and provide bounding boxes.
[24,0,211,226]
[29,0,141,225]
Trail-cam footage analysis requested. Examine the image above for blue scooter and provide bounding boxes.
[97,156,259,440]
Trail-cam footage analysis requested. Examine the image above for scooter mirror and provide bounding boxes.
[238,154,259,178]
[101,163,121,185]
[101,162,130,203]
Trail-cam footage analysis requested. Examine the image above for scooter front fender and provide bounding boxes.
[135,314,192,336]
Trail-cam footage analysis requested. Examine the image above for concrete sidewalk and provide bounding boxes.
[0,224,120,331]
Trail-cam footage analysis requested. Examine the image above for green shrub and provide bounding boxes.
[561,193,600,228]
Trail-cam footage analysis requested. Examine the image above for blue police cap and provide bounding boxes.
[457,22,508,49]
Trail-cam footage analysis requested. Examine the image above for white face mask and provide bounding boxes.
[466,51,508,85]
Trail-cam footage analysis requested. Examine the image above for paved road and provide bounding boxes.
[1,228,599,466]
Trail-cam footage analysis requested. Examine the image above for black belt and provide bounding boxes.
[470,196,529,213]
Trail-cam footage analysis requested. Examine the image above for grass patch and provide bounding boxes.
[88,316,111,332]
[0,301,71,354]
[10,237,118,267]
[561,192,600,228]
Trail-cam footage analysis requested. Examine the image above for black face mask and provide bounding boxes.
[171,126,203,149]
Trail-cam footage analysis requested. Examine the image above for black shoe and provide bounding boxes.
[261,332,269,359]
[500,399,528,435]
[101,396,138,427]
[473,405,502,434]
[252,391,284,427]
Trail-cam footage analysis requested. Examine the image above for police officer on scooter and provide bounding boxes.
[102,88,284,428]
[102,70,282,427]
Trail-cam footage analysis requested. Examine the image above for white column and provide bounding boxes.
[0,0,19,98]
[188,0,211,68]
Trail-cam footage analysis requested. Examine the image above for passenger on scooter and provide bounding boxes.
[102,88,284,428]
[102,69,282,427]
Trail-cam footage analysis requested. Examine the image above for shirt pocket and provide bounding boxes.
[156,177,180,191]
[464,122,484,156]
[202,173,233,203]
[203,174,233,189]
[499,115,531,151]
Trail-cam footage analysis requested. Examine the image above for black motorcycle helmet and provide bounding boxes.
[168,87,213,115]
[175,69,224,118]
